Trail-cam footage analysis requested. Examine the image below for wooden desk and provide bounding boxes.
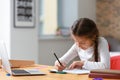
[0,65,119,80]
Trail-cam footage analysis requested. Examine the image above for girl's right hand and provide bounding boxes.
[54,61,66,71]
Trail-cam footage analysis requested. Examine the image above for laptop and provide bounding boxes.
[0,41,46,76]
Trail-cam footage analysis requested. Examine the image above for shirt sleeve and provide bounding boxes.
[59,44,78,64]
[82,37,110,70]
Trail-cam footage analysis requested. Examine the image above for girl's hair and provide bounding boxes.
[71,18,99,62]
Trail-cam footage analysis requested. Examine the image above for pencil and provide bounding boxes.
[54,53,63,67]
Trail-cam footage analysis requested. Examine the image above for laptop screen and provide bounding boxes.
[0,42,46,76]
[0,41,12,74]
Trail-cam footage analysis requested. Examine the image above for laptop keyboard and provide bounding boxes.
[11,69,46,76]
[12,70,29,74]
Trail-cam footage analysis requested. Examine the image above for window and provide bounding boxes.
[39,0,78,37]
[39,0,58,36]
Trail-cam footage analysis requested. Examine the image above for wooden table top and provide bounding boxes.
[0,64,119,80]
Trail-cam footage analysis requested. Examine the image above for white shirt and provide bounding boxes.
[59,37,110,70]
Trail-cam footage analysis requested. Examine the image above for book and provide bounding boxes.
[89,73,120,79]
[90,69,120,75]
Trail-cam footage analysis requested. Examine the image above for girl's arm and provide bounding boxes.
[54,44,78,71]
[82,37,110,70]
[59,44,78,65]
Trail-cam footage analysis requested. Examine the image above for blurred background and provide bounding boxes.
[0,0,120,66]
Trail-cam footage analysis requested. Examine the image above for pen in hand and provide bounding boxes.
[54,53,63,67]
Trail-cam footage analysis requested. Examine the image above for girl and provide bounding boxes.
[54,18,110,71]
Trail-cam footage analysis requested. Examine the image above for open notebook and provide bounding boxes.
[0,41,46,76]
[50,69,90,74]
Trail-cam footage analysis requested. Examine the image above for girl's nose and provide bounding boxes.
[77,44,87,50]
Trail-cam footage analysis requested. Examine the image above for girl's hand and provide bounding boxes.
[68,61,84,70]
[54,61,66,71]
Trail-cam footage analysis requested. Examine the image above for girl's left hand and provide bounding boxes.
[68,61,84,70]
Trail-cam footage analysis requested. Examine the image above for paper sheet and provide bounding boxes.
[63,69,90,74]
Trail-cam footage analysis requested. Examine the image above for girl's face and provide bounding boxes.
[72,35,94,50]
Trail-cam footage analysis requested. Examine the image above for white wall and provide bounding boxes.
[39,38,74,65]
[0,0,10,58]
[0,0,39,63]
[10,0,39,63]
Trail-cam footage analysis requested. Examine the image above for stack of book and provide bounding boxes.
[89,69,120,79]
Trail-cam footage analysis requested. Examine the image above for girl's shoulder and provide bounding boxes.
[99,37,107,42]
[98,37,108,45]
